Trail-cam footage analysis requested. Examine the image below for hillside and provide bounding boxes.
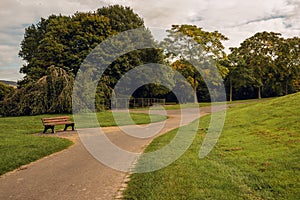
[124,93,300,200]
[0,80,17,87]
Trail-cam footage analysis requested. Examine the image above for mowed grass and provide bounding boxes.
[0,114,73,175]
[97,111,167,127]
[0,111,166,175]
[162,98,273,110]
[123,93,300,200]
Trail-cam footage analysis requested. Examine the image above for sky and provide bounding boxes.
[0,0,299,81]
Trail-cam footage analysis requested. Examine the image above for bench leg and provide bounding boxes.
[43,125,55,134]
[64,124,75,131]
[43,126,48,133]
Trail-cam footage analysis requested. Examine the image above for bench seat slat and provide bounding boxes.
[43,119,71,123]
[44,122,74,126]
[42,116,70,118]
[42,116,70,120]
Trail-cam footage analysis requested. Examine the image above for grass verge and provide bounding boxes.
[123,93,300,200]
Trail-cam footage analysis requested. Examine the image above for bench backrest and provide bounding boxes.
[42,116,72,125]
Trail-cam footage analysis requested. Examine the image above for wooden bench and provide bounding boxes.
[41,116,75,133]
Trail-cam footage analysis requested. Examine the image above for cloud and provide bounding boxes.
[121,0,300,49]
[0,0,300,81]
[284,0,300,30]
[0,67,24,81]
[0,0,106,81]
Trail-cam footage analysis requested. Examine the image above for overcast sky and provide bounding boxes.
[1,0,300,81]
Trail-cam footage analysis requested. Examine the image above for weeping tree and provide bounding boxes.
[0,66,73,116]
[0,82,15,101]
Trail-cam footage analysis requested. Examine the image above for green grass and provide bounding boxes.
[0,112,166,175]
[162,98,274,110]
[123,93,300,200]
[0,114,73,175]
[97,111,167,127]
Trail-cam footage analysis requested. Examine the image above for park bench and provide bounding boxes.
[41,116,75,133]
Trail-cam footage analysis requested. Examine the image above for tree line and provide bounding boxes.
[0,5,299,116]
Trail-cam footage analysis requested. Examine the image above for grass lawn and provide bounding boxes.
[123,93,300,200]
[0,114,73,175]
[97,111,167,127]
[0,111,166,175]
[162,98,274,110]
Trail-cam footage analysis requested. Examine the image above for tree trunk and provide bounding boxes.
[193,87,198,104]
[229,78,233,102]
[193,74,198,104]
[258,87,261,99]
[285,80,288,95]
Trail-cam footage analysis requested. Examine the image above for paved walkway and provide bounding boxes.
[0,106,225,200]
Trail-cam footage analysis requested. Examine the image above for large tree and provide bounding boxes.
[276,37,300,94]
[224,47,256,102]
[162,25,228,103]
[234,32,282,99]
[14,5,166,114]
[18,5,148,86]
[229,32,300,99]
[19,13,112,85]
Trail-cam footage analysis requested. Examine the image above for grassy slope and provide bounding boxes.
[124,93,300,200]
[0,112,166,175]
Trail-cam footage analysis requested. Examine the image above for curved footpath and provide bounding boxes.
[0,106,226,200]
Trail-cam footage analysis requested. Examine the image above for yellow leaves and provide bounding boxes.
[292,79,300,92]
[171,60,184,70]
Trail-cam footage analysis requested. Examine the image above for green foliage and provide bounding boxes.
[1,66,74,116]
[162,25,229,102]
[0,82,14,101]
[18,5,166,113]
[276,37,300,94]
[239,32,282,92]
[19,12,112,83]
[163,25,228,60]
[124,93,300,199]
[17,5,299,112]
[18,5,149,85]
[96,5,144,32]
[227,32,300,100]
